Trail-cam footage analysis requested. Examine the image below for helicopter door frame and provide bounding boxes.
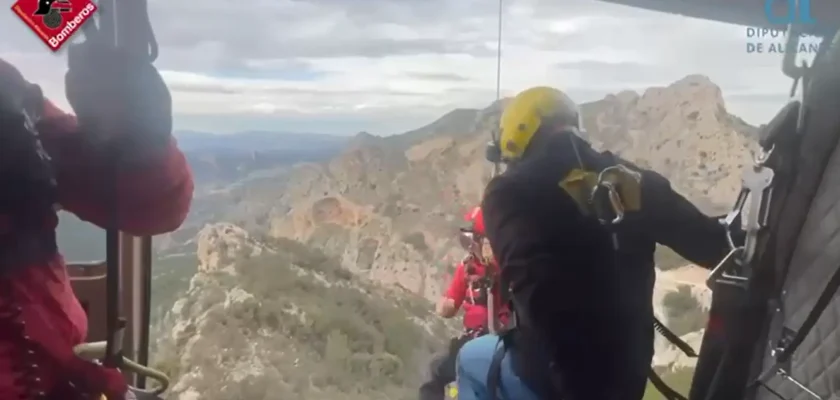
[67,233,153,387]
[119,233,153,388]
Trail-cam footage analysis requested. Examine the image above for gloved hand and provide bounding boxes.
[64,42,172,163]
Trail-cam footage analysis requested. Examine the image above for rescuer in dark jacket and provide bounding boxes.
[454,86,734,400]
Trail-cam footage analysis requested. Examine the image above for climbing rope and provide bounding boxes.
[494,0,503,105]
[485,0,504,335]
[490,0,503,179]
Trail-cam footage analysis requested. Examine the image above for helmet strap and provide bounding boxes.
[567,128,586,170]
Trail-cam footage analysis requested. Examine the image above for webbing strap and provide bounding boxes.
[654,316,698,358]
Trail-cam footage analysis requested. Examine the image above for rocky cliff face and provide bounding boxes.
[153,223,452,400]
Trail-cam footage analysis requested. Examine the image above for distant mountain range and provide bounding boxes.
[173,130,349,186]
[174,130,349,153]
[55,130,350,262]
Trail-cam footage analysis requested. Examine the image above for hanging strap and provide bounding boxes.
[654,316,698,358]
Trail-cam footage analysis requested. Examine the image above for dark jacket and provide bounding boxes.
[481,132,730,400]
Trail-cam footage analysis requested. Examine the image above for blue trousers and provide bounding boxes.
[455,334,541,400]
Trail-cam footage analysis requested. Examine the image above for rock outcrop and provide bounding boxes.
[153,223,451,400]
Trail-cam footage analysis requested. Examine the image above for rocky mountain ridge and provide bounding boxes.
[153,223,707,400]
[264,74,758,301]
[154,223,452,400]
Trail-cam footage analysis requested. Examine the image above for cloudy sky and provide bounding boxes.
[1,0,823,135]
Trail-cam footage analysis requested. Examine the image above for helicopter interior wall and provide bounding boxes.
[748,35,840,400]
[594,0,839,37]
[753,127,840,399]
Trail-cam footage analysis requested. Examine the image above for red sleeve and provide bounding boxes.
[445,262,467,308]
[39,100,194,236]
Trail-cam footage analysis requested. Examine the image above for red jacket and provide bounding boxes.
[0,95,193,399]
[444,257,509,332]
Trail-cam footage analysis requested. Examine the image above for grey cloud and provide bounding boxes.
[167,82,429,98]
[297,0,495,25]
[2,0,803,128]
[555,60,667,84]
[404,72,472,82]
[167,83,239,94]
[146,0,496,70]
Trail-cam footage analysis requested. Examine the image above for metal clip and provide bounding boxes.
[741,165,775,266]
[590,165,636,225]
[718,148,776,267]
[591,181,624,224]
[707,247,749,289]
[778,370,824,400]
[720,188,748,251]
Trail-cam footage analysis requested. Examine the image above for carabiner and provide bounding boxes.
[590,181,625,225]
[605,182,625,224]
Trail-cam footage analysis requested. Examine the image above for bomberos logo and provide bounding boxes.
[46,3,95,48]
[10,0,98,52]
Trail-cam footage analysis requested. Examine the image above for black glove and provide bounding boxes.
[64,42,172,163]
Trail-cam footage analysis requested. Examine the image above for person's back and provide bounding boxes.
[458,86,735,400]
[482,135,642,399]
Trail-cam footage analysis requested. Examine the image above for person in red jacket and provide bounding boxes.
[0,44,193,400]
[419,206,509,400]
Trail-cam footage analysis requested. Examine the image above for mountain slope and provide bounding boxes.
[152,223,451,400]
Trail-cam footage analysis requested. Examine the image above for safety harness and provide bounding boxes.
[692,26,840,400]
[464,255,496,308]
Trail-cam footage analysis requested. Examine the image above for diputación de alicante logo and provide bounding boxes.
[11,0,97,52]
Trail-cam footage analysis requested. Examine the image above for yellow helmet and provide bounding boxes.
[498,86,581,161]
